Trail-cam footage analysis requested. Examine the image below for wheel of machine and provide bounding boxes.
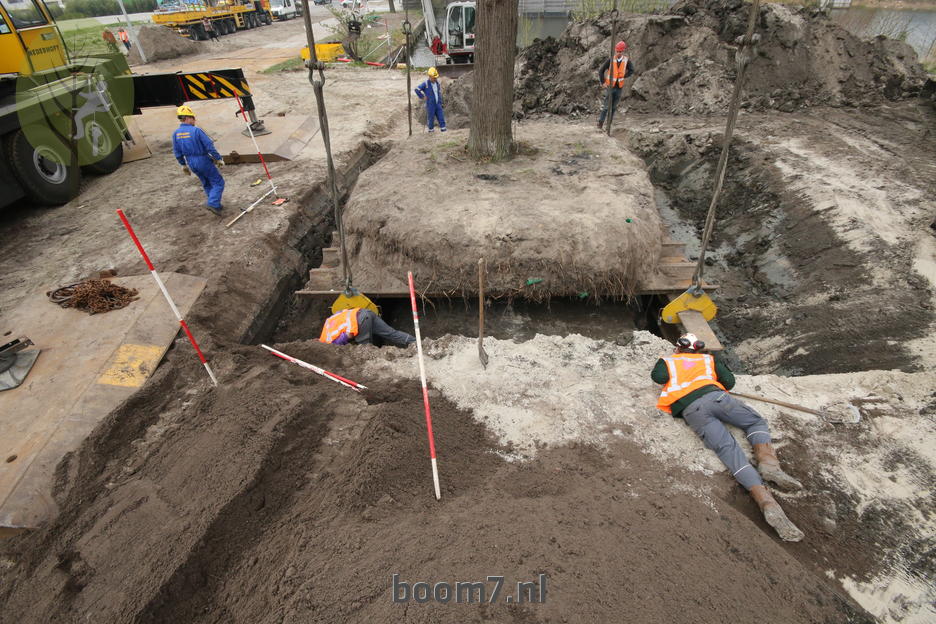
[262,12,271,24]
[247,13,257,28]
[188,25,202,40]
[5,128,80,206]
[227,19,236,33]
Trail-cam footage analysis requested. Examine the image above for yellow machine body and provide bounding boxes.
[661,290,717,324]
[301,43,346,62]
[0,0,67,75]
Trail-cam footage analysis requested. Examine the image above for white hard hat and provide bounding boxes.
[677,333,704,351]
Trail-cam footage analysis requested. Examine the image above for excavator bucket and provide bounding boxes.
[660,288,717,324]
[331,289,380,316]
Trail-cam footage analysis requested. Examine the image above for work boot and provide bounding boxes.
[753,443,802,491]
[750,485,804,542]
[596,119,603,130]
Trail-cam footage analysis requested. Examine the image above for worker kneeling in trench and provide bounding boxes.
[319,307,415,348]
[652,334,805,542]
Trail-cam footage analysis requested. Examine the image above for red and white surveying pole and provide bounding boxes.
[116,210,218,386]
[408,271,441,500]
[226,94,279,228]
[260,344,366,392]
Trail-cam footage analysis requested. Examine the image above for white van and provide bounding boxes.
[269,0,298,20]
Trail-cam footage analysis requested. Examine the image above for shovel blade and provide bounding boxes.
[478,343,489,369]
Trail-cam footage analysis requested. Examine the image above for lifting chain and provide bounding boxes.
[691,0,762,290]
[301,0,353,292]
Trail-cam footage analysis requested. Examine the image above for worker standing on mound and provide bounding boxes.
[172,105,226,216]
[415,67,446,133]
[597,41,634,131]
[320,307,415,348]
[651,333,805,542]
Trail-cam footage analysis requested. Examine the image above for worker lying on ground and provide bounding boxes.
[319,307,415,348]
[415,67,446,133]
[597,41,634,131]
[172,105,226,216]
[651,333,804,542]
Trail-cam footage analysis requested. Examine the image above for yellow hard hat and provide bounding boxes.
[427,67,439,78]
[176,105,195,118]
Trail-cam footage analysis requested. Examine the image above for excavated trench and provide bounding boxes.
[624,125,933,377]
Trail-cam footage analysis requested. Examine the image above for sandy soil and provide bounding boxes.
[1,8,934,624]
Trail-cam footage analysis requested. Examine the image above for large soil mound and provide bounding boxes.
[127,24,199,65]
[339,121,661,299]
[516,0,928,116]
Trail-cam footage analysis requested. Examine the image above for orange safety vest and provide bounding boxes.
[118,30,129,42]
[656,352,725,413]
[319,308,361,344]
[604,56,628,88]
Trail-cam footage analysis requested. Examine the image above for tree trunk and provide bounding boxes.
[467,0,518,161]
[388,0,396,13]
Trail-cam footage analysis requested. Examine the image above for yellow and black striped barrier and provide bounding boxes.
[181,72,251,101]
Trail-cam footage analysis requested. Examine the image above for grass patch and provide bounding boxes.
[261,57,305,73]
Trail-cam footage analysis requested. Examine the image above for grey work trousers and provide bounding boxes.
[680,391,772,490]
[354,309,415,348]
[598,86,624,125]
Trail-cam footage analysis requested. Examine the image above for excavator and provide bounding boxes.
[420,0,475,73]
[0,0,270,210]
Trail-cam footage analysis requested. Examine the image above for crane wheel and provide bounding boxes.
[4,129,80,206]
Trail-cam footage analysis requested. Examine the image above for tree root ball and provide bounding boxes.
[342,121,662,300]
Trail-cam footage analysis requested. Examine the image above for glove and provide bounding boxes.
[182,165,190,176]
[214,158,225,167]
[333,332,351,346]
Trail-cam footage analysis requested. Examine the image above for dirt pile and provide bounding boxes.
[416,73,474,131]
[0,338,875,623]
[127,25,200,65]
[336,121,661,299]
[515,0,929,116]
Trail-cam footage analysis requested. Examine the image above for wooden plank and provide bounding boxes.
[677,309,723,351]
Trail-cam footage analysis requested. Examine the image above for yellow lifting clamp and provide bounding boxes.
[331,288,380,316]
[660,287,717,324]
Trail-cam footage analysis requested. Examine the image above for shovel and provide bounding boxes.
[731,391,861,424]
[478,258,489,369]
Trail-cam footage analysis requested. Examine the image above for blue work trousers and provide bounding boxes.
[188,155,225,209]
[427,102,446,131]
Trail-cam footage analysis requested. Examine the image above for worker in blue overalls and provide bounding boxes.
[415,67,446,133]
[172,105,225,215]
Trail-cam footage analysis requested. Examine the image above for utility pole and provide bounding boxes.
[116,0,147,64]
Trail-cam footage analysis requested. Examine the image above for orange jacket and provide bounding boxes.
[656,352,726,413]
[603,56,629,88]
[319,308,360,344]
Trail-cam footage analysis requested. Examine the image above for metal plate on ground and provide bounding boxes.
[0,273,206,534]
[132,104,318,163]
